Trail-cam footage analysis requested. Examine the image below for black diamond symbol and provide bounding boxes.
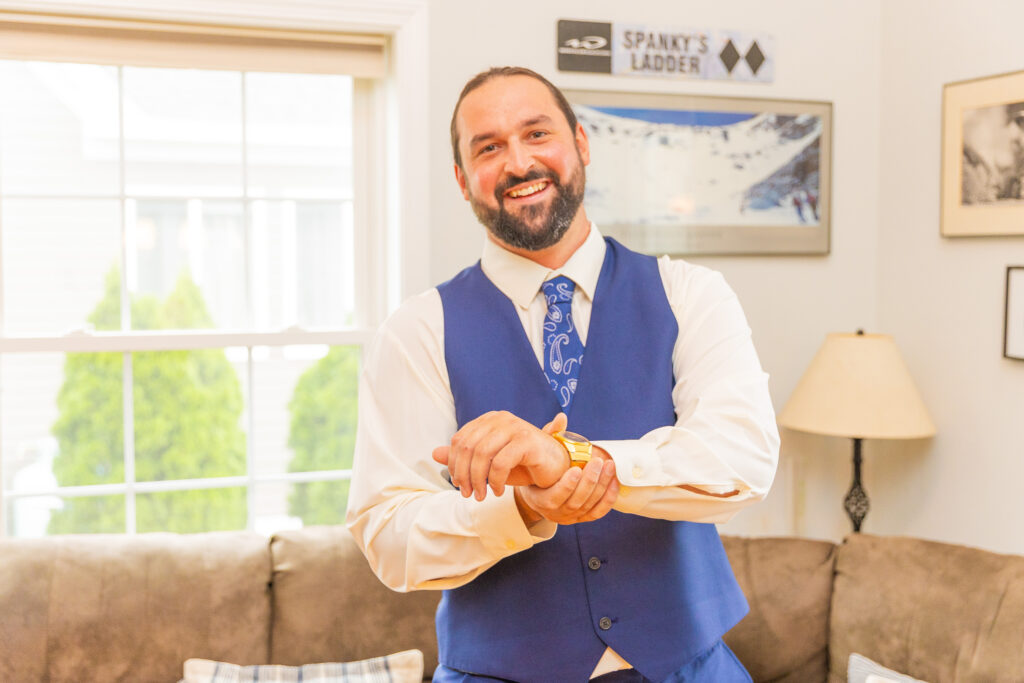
[719,40,740,74]
[745,41,766,75]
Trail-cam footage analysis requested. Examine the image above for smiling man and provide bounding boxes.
[347,67,779,683]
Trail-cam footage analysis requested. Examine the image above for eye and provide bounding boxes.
[477,143,498,156]
[529,130,548,140]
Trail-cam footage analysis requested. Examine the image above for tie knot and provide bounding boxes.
[542,276,575,305]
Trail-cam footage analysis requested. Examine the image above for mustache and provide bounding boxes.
[495,170,560,200]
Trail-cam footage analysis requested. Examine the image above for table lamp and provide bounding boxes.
[777,330,935,532]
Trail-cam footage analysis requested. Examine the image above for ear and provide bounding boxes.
[454,162,470,200]
[574,122,591,166]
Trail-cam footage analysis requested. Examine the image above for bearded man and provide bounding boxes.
[347,67,779,683]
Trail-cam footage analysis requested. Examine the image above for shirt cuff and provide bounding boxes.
[593,438,663,486]
[468,489,556,557]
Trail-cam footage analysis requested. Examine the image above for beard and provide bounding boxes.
[468,160,586,251]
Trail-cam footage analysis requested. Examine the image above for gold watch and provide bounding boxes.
[551,430,592,468]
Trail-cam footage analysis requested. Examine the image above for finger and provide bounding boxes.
[449,436,473,497]
[562,458,603,512]
[468,427,519,500]
[578,465,619,523]
[432,446,450,465]
[446,412,496,490]
[578,458,616,512]
[489,441,528,496]
[449,423,486,495]
[528,467,582,513]
[542,412,568,435]
[468,451,495,501]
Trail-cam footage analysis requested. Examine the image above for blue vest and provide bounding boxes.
[435,238,748,682]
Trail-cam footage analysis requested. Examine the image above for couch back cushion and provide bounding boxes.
[721,535,838,683]
[0,531,271,682]
[269,526,440,673]
[830,533,1024,683]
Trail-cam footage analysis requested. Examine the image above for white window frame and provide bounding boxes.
[0,0,430,536]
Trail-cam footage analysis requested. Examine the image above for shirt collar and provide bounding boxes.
[480,223,606,310]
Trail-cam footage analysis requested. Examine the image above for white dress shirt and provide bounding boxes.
[346,224,779,673]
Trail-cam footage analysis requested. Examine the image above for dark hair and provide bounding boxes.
[449,66,578,170]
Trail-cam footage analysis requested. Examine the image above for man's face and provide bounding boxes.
[453,76,590,251]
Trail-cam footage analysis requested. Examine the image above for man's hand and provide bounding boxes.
[515,457,619,525]
[432,411,570,500]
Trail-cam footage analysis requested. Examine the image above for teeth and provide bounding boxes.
[508,182,547,198]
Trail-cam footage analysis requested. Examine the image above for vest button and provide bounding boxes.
[588,556,602,570]
[598,617,612,630]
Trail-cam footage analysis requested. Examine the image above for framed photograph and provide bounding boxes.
[564,89,832,256]
[942,70,1024,237]
[1005,266,1024,360]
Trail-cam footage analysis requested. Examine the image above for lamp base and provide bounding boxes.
[843,437,869,532]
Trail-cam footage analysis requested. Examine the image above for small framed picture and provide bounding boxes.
[1005,266,1024,360]
[941,69,1024,237]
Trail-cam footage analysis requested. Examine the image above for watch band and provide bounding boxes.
[551,430,593,468]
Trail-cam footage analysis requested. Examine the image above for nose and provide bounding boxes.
[504,137,535,177]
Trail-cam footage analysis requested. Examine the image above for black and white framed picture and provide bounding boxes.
[941,69,1024,237]
[564,88,831,256]
[1005,266,1024,360]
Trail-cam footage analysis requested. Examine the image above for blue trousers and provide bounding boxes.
[433,639,752,683]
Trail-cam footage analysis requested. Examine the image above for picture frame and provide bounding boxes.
[941,69,1024,237]
[563,88,832,256]
[1005,266,1024,361]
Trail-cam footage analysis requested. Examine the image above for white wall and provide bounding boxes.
[427,0,883,539]
[873,1,1024,555]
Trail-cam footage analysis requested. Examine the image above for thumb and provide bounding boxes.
[432,445,450,465]
[542,412,568,435]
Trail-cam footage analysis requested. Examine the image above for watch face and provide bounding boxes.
[561,431,588,444]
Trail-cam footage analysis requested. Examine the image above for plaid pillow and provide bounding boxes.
[180,649,423,683]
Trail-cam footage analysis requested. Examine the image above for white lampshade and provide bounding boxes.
[778,332,936,439]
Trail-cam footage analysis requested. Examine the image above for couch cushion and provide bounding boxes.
[830,533,1024,683]
[722,535,838,683]
[269,526,440,674]
[0,531,271,683]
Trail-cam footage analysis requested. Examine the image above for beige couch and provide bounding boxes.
[2,528,1022,682]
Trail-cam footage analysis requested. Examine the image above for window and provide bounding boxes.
[0,13,392,536]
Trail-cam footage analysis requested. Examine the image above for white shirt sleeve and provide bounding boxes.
[345,290,556,593]
[593,257,779,523]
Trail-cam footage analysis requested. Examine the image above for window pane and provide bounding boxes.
[246,72,352,200]
[132,350,247,482]
[137,487,246,534]
[6,495,126,537]
[2,199,122,335]
[253,479,349,534]
[128,199,246,330]
[3,352,66,499]
[2,352,124,495]
[123,67,242,197]
[251,345,359,480]
[250,200,355,329]
[42,495,126,535]
[0,61,120,196]
[5,495,62,537]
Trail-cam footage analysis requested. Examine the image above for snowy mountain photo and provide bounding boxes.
[577,104,823,228]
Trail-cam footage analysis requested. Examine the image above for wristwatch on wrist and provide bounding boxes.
[551,430,593,468]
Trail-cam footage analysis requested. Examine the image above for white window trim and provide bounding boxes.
[0,0,430,536]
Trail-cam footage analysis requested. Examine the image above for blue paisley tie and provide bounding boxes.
[541,276,584,410]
